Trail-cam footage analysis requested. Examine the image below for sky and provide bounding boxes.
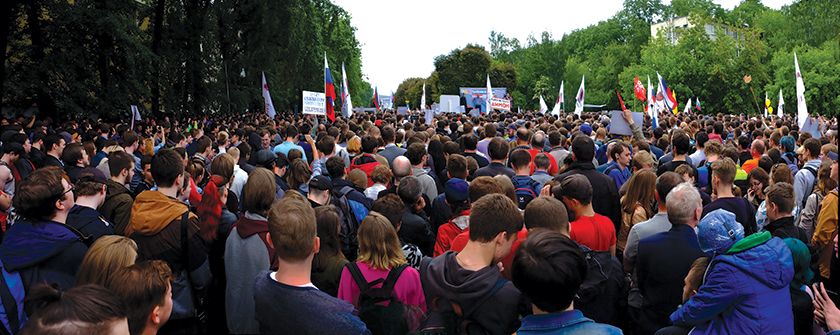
[332,0,791,95]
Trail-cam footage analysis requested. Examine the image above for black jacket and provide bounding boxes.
[400,206,435,256]
[766,216,809,246]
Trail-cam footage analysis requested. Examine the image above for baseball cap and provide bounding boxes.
[231,129,245,139]
[507,123,518,131]
[553,174,592,202]
[444,178,469,204]
[580,124,592,136]
[1,142,24,156]
[309,175,333,191]
[827,151,838,162]
[77,167,108,184]
[1,130,17,144]
[255,149,277,169]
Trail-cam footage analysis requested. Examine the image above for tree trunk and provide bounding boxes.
[151,0,165,117]
[26,0,57,120]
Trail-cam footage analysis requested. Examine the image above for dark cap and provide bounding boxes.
[1,130,17,144]
[232,129,245,138]
[507,123,518,131]
[77,167,108,184]
[309,175,333,191]
[255,149,277,169]
[33,121,47,128]
[1,142,24,156]
[444,178,469,204]
[553,174,592,202]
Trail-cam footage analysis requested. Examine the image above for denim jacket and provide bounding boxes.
[517,310,622,335]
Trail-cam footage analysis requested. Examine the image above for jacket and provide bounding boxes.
[765,216,809,245]
[434,211,469,257]
[794,159,822,210]
[65,205,115,242]
[555,161,621,230]
[812,189,838,279]
[378,144,406,167]
[670,232,794,335]
[400,206,435,256]
[350,153,381,188]
[225,212,274,334]
[517,310,622,335]
[411,167,439,205]
[100,179,134,235]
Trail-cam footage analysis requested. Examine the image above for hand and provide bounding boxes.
[814,282,840,331]
[622,110,634,125]
[540,184,552,197]
[746,189,755,202]
[304,134,314,144]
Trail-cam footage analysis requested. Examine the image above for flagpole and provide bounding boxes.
[749,85,761,115]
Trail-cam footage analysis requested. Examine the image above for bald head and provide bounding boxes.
[751,140,765,156]
[392,156,412,180]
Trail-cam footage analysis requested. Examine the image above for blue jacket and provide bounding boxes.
[517,310,622,335]
[65,205,115,243]
[670,232,794,335]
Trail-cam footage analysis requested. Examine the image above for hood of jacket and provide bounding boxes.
[424,251,505,306]
[105,179,132,202]
[235,213,269,239]
[716,232,793,290]
[0,220,84,272]
[126,190,190,236]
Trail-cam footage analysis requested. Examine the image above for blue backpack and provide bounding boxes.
[512,176,541,210]
[0,259,27,335]
[338,186,370,225]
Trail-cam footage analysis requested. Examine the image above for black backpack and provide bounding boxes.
[346,263,409,335]
[575,244,629,328]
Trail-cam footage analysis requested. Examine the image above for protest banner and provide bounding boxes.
[609,111,644,136]
[439,95,460,113]
[302,91,326,115]
[490,98,511,112]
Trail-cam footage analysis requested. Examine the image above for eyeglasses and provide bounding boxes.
[749,181,762,188]
[60,185,75,198]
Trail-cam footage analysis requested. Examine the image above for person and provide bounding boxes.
[510,149,541,209]
[326,155,372,209]
[524,132,559,175]
[349,135,383,187]
[65,167,115,241]
[364,165,391,200]
[688,131,709,167]
[37,133,65,169]
[511,229,622,335]
[225,168,277,334]
[378,126,407,167]
[477,123,496,158]
[763,182,808,244]
[669,208,794,334]
[793,138,823,210]
[474,137,515,179]
[745,166,769,210]
[0,167,88,298]
[530,153,554,186]
[310,135,336,179]
[378,156,411,199]
[812,152,838,281]
[634,183,707,335]
[105,260,175,335]
[272,125,307,162]
[123,131,144,192]
[605,141,633,190]
[421,194,524,335]
[782,238,815,335]
[555,174,617,255]
[17,284,129,335]
[100,151,135,235]
[311,206,348,297]
[800,162,837,239]
[695,139,723,193]
[75,235,137,287]
[124,149,211,333]
[657,130,697,179]
[61,142,89,183]
[338,212,426,332]
[397,176,435,256]
[434,178,471,256]
[405,142,438,203]
[133,155,155,197]
[461,133,489,168]
[702,157,757,235]
[555,133,621,231]
[617,169,656,255]
[741,139,764,174]
[253,195,369,334]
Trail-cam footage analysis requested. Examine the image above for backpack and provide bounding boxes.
[511,177,540,210]
[575,245,629,327]
[0,258,27,335]
[339,186,371,225]
[190,156,211,189]
[346,263,409,335]
[782,153,799,177]
[331,191,360,261]
[800,166,819,207]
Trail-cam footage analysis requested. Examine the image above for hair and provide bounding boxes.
[105,261,174,335]
[75,171,106,197]
[75,236,138,287]
[237,142,251,159]
[325,155,346,179]
[312,206,345,272]
[242,167,275,217]
[656,171,684,205]
[108,151,134,178]
[509,149,532,169]
[571,134,595,162]
[671,130,690,155]
[695,131,709,148]
[484,123,497,138]
[359,135,378,154]
[704,139,723,157]
[347,169,368,190]
[464,177,500,204]
[356,212,406,270]
[44,134,64,153]
[494,175,517,204]
[397,176,422,205]
[803,138,821,159]
[747,167,769,191]
[665,182,702,226]
[287,149,303,162]
[267,196,317,261]
[61,143,86,167]
[764,182,795,214]
[675,164,694,179]
[770,163,793,185]
[524,196,569,234]
[609,141,630,162]
[210,153,234,184]
[287,159,312,192]
[315,135,335,155]
[469,193,523,243]
[462,133,478,151]
[722,146,740,164]
[783,238,814,289]
[13,167,68,221]
[757,155,774,173]
[817,162,838,196]
[511,230,586,313]
[371,194,404,229]
[487,137,509,160]
[151,149,184,188]
[621,170,656,217]
[405,143,427,165]
[381,126,395,143]
[446,154,468,180]
[20,284,127,335]
[370,165,393,185]
[684,257,711,302]
[709,157,736,185]
[632,151,656,171]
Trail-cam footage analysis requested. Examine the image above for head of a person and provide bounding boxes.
[371,194,404,231]
[610,141,632,167]
[14,167,73,222]
[780,136,795,153]
[44,133,66,156]
[622,169,657,217]
[108,151,134,183]
[312,205,345,272]
[61,143,88,167]
[75,235,137,287]
[210,153,235,184]
[405,143,427,166]
[468,193,523,262]
[445,154,468,180]
[510,149,532,171]
[357,211,406,270]
[697,208,744,256]
[484,123,497,139]
[802,138,821,160]
[523,196,569,235]
[467,176,502,204]
[671,130,690,156]
[709,157,736,188]
[444,178,470,215]
[488,137,509,161]
[554,174,593,212]
[196,136,212,156]
[666,182,703,227]
[74,167,108,203]
[315,135,336,156]
[747,167,769,197]
[682,257,711,303]
[493,175,517,204]
[308,175,333,205]
[511,230,586,314]
[240,168,274,218]
[19,284,128,335]
[370,165,393,186]
[704,139,723,158]
[105,261,174,335]
[391,156,412,182]
[287,159,312,192]
[655,171,684,206]
[397,176,424,212]
[750,139,765,157]
[150,149,184,189]
[817,161,838,195]
[632,150,655,172]
[769,162,793,184]
[267,196,319,262]
[568,134,594,163]
[764,182,795,220]
[783,238,813,290]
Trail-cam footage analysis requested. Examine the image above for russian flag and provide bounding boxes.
[657,72,677,112]
[324,53,336,122]
[374,86,380,110]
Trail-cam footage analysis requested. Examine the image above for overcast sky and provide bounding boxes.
[332,0,791,95]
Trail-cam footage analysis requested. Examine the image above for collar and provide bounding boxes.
[519,310,592,331]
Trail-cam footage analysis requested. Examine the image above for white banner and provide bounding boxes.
[490,98,511,112]
[378,95,393,109]
[302,91,326,115]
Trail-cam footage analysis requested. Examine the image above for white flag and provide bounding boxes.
[684,98,692,114]
[262,72,277,119]
[778,88,784,117]
[551,81,564,116]
[647,76,658,129]
[574,75,585,116]
[539,95,548,114]
[341,63,353,118]
[764,92,769,118]
[794,52,808,128]
[130,105,140,130]
[486,74,493,114]
[421,81,426,111]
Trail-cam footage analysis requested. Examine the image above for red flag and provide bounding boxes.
[325,53,336,122]
[634,76,646,101]
[617,91,628,111]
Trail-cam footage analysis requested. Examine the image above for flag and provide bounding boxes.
[552,81,564,116]
[486,74,493,114]
[130,105,140,130]
[539,95,548,114]
[647,76,658,129]
[341,63,353,118]
[391,91,395,109]
[684,98,692,114]
[574,75,585,116]
[794,52,808,128]
[764,92,769,118]
[696,98,702,112]
[324,53,336,122]
[657,72,677,113]
[634,76,646,101]
[421,81,426,110]
[262,72,276,119]
[374,86,380,110]
[617,91,627,111]
[778,88,784,117]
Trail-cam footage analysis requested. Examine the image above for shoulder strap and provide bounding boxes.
[0,264,19,335]
[64,224,93,248]
[803,166,818,177]
[339,186,353,197]
[604,164,619,175]
[346,262,374,294]
[381,264,408,294]
[462,277,508,318]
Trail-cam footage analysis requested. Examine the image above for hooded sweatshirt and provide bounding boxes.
[421,251,522,335]
[224,212,274,334]
[65,205,115,242]
[100,179,134,235]
[670,232,794,334]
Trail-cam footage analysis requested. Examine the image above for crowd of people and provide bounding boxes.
[0,108,836,335]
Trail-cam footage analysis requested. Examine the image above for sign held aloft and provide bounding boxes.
[302,91,326,115]
[490,98,511,112]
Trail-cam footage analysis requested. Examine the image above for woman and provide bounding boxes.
[365,165,392,200]
[617,170,656,254]
[745,167,769,210]
[757,163,800,232]
[311,206,349,297]
[798,162,837,239]
[338,212,426,331]
[75,235,138,287]
[428,139,446,176]
[286,159,312,194]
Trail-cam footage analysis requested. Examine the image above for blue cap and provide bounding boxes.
[698,209,744,256]
[444,178,469,204]
[580,123,592,136]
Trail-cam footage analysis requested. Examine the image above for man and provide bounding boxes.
[793,138,823,210]
[555,174,616,255]
[764,182,809,244]
[273,125,307,162]
[510,149,540,209]
[511,230,622,335]
[123,131,144,192]
[547,131,568,169]
[695,139,723,192]
[474,137,515,179]
[0,167,87,300]
[61,143,89,183]
[11,133,35,181]
[65,167,114,242]
[422,194,523,334]
[236,142,255,174]
[306,175,332,209]
[397,176,435,256]
[310,135,336,179]
[461,133,489,168]
[737,135,753,166]
[253,194,369,333]
[476,123,496,158]
[525,132,559,175]
[326,155,372,208]
[634,183,707,334]
[507,128,531,168]
[226,147,247,200]
[812,152,838,280]
[125,149,211,330]
[657,130,697,178]
[688,131,709,167]
[555,134,621,231]
[780,136,799,175]
[405,143,438,203]
[530,153,554,187]
[378,156,411,199]
[133,155,155,198]
[91,139,117,170]
[702,157,757,235]
[349,135,383,187]
[604,141,632,190]
[433,178,471,256]
[106,260,174,335]
[191,136,213,187]
[378,126,406,167]
[430,154,468,233]
[0,142,24,200]
[38,133,65,169]
[741,139,765,174]
[100,151,135,235]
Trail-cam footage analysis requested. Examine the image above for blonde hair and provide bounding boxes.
[356,212,406,270]
[76,236,138,287]
[493,175,517,204]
